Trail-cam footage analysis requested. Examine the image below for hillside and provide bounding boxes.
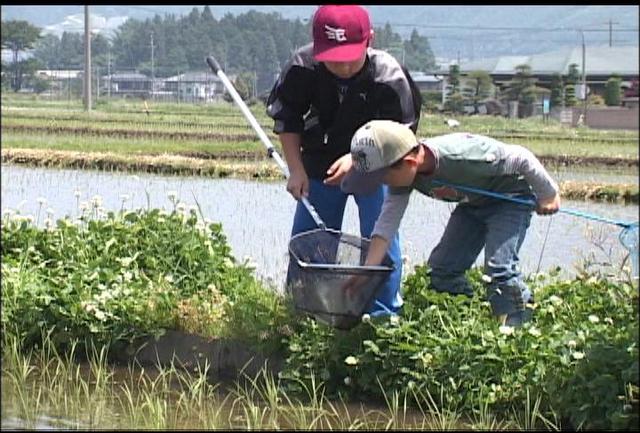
[1,5,638,61]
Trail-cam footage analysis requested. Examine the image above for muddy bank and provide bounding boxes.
[113,331,284,382]
[175,150,639,168]
[2,148,638,203]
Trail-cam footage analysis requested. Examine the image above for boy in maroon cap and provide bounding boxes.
[266,5,422,317]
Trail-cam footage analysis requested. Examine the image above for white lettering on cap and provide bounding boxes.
[352,129,383,172]
[325,25,347,42]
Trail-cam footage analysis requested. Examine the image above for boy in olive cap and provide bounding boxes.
[341,120,561,326]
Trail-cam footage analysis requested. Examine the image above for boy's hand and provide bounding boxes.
[287,169,309,200]
[341,274,369,300]
[324,154,353,186]
[536,193,561,215]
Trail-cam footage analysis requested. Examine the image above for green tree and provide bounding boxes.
[604,75,622,106]
[549,72,564,109]
[445,64,464,113]
[1,19,42,91]
[564,63,580,107]
[505,64,536,104]
[33,34,62,69]
[59,32,85,67]
[465,70,493,114]
[373,23,402,50]
[503,64,537,117]
[403,29,436,72]
[224,72,251,101]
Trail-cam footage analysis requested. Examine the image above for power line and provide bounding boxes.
[373,21,639,33]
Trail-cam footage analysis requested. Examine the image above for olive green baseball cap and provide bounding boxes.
[341,120,418,194]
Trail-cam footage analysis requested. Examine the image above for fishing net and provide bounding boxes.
[619,222,639,282]
[287,228,394,330]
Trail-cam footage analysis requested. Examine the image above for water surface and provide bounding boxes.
[2,164,637,290]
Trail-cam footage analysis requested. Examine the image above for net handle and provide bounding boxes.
[431,180,637,229]
[206,55,326,231]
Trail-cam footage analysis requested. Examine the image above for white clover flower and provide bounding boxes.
[94,309,107,321]
[429,305,438,311]
[117,257,135,267]
[344,356,359,366]
[604,317,614,325]
[481,274,492,283]
[389,315,400,326]
[167,191,178,203]
[79,201,89,212]
[566,340,577,348]
[120,194,130,202]
[164,274,174,283]
[44,218,54,229]
[548,295,563,305]
[528,326,541,338]
[572,351,585,360]
[499,325,514,336]
[361,313,371,323]
[74,189,81,198]
[420,352,433,367]
[588,314,600,323]
[407,380,416,389]
[176,202,187,213]
[344,376,352,385]
[91,195,103,208]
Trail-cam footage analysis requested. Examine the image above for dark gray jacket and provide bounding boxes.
[266,43,421,180]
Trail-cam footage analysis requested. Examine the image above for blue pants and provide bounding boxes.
[288,178,403,315]
[427,199,533,317]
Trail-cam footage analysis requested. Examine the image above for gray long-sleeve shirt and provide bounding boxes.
[372,132,559,242]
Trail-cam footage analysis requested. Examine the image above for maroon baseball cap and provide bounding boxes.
[312,5,372,62]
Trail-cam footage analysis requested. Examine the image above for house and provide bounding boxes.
[409,71,443,92]
[434,45,639,120]
[103,73,152,98]
[162,71,231,102]
[457,45,639,100]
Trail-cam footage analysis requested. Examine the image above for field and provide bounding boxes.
[1,92,639,430]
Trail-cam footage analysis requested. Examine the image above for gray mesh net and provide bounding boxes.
[287,228,394,330]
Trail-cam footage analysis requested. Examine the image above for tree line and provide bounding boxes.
[1,6,436,95]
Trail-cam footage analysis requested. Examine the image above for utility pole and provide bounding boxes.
[96,66,99,101]
[107,48,111,98]
[609,19,613,47]
[150,32,154,98]
[608,19,619,47]
[580,30,587,123]
[84,5,92,112]
[254,70,257,99]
